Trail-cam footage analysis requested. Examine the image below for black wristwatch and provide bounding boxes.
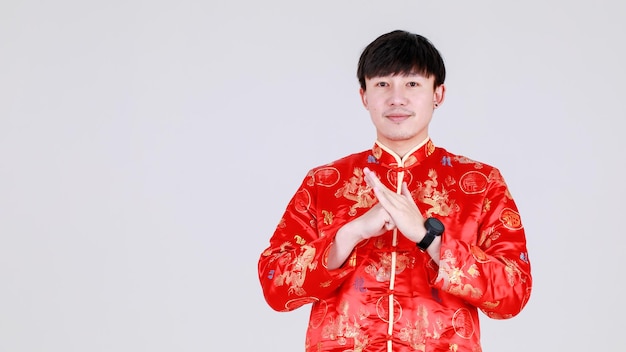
[417,217,445,251]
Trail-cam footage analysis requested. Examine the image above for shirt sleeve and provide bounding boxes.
[429,168,532,319]
[258,171,356,312]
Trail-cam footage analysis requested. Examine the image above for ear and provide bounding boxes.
[433,84,446,107]
[359,88,369,110]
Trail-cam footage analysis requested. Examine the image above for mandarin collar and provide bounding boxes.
[371,138,436,172]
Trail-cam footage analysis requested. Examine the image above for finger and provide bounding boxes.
[364,168,401,213]
[401,182,417,206]
[363,167,385,190]
[364,168,395,203]
[401,182,424,221]
[372,183,394,210]
[363,167,375,188]
[384,219,396,231]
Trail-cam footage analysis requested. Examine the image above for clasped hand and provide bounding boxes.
[355,167,426,242]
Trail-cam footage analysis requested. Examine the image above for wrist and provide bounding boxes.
[417,217,444,251]
[336,222,366,246]
[425,236,442,265]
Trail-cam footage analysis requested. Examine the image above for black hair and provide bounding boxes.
[357,30,446,90]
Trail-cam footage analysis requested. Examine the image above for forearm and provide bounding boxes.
[425,236,441,265]
[259,200,356,311]
[326,222,364,270]
[403,220,441,266]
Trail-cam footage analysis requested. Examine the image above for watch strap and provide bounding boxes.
[417,230,437,251]
[417,217,444,251]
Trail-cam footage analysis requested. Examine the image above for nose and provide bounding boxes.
[388,86,407,106]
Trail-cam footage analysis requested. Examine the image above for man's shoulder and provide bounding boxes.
[434,146,499,173]
[310,149,371,171]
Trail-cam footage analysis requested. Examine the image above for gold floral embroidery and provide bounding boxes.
[488,168,514,201]
[467,264,480,278]
[500,256,524,286]
[426,139,436,156]
[322,210,334,225]
[372,144,383,159]
[482,198,491,213]
[294,235,306,245]
[453,155,482,168]
[500,208,523,230]
[482,301,500,310]
[477,226,500,248]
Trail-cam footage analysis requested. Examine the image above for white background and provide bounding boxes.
[1,1,625,351]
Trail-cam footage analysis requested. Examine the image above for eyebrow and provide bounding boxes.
[367,73,427,80]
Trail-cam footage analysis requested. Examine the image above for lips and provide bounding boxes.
[384,110,412,122]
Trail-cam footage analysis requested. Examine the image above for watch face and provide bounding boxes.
[427,218,445,233]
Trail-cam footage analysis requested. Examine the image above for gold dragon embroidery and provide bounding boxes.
[335,167,376,216]
[275,244,317,296]
[399,305,430,351]
[321,300,369,351]
[364,252,413,283]
[414,169,458,217]
[436,250,483,299]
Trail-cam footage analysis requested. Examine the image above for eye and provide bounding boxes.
[407,81,420,87]
[375,81,389,87]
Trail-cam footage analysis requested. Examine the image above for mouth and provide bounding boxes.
[384,110,412,123]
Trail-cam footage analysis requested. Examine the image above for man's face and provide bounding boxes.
[360,73,445,154]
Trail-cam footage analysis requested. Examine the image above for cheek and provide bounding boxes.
[364,98,386,113]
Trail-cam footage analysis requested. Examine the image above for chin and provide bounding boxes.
[383,133,415,142]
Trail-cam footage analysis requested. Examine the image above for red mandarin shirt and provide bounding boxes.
[258,139,532,352]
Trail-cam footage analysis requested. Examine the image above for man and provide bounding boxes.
[258,30,532,352]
